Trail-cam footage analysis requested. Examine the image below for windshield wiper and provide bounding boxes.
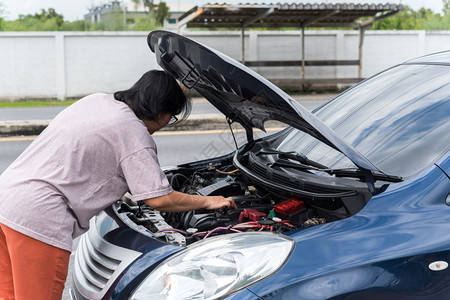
[270,158,320,171]
[328,168,402,182]
[271,158,402,183]
[257,147,402,183]
[256,147,328,169]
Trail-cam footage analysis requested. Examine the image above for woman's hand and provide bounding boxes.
[204,196,237,210]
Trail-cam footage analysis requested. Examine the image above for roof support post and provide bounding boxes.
[240,7,274,64]
[358,25,365,79]
[355,7,403,79]
[301,26,305,82]
[241,25,245,64]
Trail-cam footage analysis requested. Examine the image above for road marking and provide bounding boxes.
[0,127,286,142]
[0,136,38,142]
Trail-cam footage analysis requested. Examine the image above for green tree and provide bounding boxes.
[443,0,450,29]
[129,0,170,29]
[154,2,171,26]
[134,14,159,30]
[372,6,419,29]
[4,8,65,31]
[37,8,64,27]
[132,0,155,13]
[0,2,173,32]
[61,20,87,31]
[371,5,450,30]
[444,0,450,15]
[0,2,5,31]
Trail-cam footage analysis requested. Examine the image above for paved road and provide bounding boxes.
[0,101,221,121]
[0,138,32,172]
[0,106,68,121]
[0,97,332,121]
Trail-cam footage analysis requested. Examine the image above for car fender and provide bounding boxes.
[247,249,450,299]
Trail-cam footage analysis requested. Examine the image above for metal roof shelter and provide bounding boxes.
[178,3,403,86]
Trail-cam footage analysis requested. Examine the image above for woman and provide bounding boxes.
[0,70,236,300]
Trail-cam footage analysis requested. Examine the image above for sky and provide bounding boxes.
[0,0,446,22]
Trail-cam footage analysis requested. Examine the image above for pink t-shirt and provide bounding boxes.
[0,93,173,251]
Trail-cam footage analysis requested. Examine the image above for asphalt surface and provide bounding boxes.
[0,94,336,137]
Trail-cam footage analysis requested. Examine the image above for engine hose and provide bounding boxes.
[181,210,194,230]
[170,173,189,189]
[193,216,217,230]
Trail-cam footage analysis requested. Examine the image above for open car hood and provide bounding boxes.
[147,30,380,176]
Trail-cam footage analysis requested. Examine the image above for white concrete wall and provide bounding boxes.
[63,32,156,97]
[0,30,449,100]
[0,33,57,99]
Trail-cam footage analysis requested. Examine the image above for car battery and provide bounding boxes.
[273,198,311,226]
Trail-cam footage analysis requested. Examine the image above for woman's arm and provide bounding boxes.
[143,191,236,212]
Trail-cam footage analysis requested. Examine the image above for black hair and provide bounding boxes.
[114,70,190,122]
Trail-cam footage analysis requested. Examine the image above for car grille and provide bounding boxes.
[72,217,142,300]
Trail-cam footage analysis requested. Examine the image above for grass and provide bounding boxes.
[0,100,77,108]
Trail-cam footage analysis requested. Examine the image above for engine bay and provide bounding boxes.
[114,153,367,246]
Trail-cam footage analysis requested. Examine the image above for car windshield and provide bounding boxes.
[277,63,450,178]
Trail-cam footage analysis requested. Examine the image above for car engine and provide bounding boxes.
[114,155,358,246]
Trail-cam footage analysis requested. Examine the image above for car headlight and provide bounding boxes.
[130,232,294,300]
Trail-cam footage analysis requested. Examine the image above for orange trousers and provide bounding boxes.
[0,223,71,300]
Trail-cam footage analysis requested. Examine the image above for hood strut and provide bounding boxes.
[227,117,239,150]
[227,117,255,153]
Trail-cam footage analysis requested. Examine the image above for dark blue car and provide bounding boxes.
[70,31,450,300]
